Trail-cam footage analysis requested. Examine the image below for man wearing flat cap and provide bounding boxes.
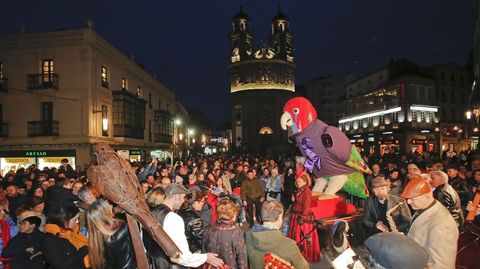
[363,176,411,236]
[401,177,458,269]
[143,183,224,269]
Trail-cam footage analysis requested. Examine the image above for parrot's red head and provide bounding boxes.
[280,97,317,134]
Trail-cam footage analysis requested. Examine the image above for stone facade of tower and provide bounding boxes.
[229,8,296,153]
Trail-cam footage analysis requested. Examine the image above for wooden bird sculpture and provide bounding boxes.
[87,143,181,258]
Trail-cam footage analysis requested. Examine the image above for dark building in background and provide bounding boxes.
[303,72,355,126]
[228,8,295,153]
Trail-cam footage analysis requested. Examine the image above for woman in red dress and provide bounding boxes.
[288,173,321,263]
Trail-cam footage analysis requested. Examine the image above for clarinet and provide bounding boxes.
[386,202,404,232]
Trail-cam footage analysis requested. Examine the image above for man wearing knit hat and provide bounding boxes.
[401,177,459,269]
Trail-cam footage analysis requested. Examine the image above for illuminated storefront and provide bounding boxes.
[0,150,76,175]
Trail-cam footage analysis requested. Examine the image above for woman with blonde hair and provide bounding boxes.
[87,198,136,269]
[146,187,165,209]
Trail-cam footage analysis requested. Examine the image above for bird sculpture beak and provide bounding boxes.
[280,112,293,130]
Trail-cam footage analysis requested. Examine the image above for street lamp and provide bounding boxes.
[187,128,195,155]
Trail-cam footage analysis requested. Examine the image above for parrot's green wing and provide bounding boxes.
[342,172,368,198]
[345,146,369,173]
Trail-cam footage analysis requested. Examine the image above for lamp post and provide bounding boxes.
[187,128,194,156]
[174,118,182,159]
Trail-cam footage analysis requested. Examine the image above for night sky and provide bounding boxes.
[0,0,473,126]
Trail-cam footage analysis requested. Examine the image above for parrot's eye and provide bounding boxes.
[293,108,300,115]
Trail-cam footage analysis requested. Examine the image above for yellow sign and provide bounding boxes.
[4,158,33,163]
[42,157,67,163]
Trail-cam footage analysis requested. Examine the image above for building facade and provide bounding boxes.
[228,8,295,153]
[0,26,180,173]
[339,59,471,156]
[303,72,355,126]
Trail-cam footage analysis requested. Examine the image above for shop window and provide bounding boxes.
[101,66,109,88]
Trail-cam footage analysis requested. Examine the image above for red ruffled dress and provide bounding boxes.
[288,185,321,263]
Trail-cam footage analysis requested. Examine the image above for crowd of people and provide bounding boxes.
[0,148,477,268]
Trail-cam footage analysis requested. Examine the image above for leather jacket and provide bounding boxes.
[104,222,137,269]
[177,207,205,253]
[143,205,186,269]
[433,183,464,227]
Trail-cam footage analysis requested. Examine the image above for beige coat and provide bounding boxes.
[408,201,459,269]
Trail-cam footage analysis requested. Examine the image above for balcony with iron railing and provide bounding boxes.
[0,78,8,92]
[27,74,59,90]
[27,121,59,137]
[0,123,8,137]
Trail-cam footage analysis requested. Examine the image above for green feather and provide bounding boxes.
[342,172,367,198]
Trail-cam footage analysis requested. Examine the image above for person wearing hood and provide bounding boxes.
[246,200,309,269]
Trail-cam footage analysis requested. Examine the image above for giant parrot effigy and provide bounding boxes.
[280,96,369,199]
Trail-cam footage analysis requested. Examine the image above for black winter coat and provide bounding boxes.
[433,183,465,227]
[2,229,45,269]
[177,207,204,253]
[41,233,87,269]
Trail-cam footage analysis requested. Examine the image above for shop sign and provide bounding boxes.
[130,150,142,155]
[368,137,375,142]
[25,151,47,157]
[4,158,32,163]
[0,150,76,158]
[380,140,397,145]
[43,157,68,163]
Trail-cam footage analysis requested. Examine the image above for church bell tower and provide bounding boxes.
[228,7,296,153]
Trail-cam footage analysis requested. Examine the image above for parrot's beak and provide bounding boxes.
[280,111,293,130]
